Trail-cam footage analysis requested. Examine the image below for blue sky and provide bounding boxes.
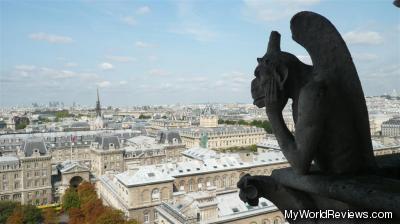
[1,0,399,107]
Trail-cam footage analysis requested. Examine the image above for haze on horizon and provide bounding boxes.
[0,0,399,107]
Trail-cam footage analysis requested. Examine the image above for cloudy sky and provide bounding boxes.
[0,0,399,107]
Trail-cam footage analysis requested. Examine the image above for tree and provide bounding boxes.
[96,208,126,224]
[62,188,80,211]
[14,116,30,130]
[138,114,151,119]
[77,182,97,206]
[249,144,258,152]
[22,204,43,224]
[0,201,19,223]
[81,199,105,223]
[42,208,58,224]
[238,120,247,125]
[125,220,139,224]
[68,208,84,224]
[6,207,23,224]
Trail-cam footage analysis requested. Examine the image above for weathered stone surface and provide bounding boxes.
[240,11,400,223]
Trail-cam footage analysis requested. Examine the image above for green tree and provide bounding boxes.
[55,110,71,119]
[249,144,257,152]
[6,207,23,224]
[138,114,151,119]
[261,120,273,133]
[22,204,43,224]
[62,188,80,211]
[0,201,19,223]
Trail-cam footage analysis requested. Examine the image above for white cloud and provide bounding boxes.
[65,62,78,67]
[173,25,217,42]
[13,65,99,80]
[242,0,320,22]
[97,81,111,87]
[217,71,251,90]
[148,68,168,76]
[15,65,36,71]
[343,31,383,45]
[99,62,113,70]
[135,41,154,48]
[119,80,127,85]
[173,2,218,42]
[105,55,136,62]
[121,16,137,26]
[136,6,151,15]
[296,55,313,65]
[29,32,73,44]
[353,53,378,62]
[147,55,158,61]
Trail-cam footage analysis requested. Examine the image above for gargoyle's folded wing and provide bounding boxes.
[290,11,363,95]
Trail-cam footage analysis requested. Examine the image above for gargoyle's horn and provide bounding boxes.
[267,31,281,54]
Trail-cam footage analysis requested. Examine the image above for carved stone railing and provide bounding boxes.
[238,154,400,223]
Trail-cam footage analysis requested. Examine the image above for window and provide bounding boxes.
[144,212,149,223]
[13,194,21,200]
[188,179,194,192]
[151,189,160,201]
[154,211,158,220]
[273,217,282,224]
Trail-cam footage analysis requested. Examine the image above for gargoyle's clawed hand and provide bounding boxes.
[237,174,261,206]
[265,76,287,112]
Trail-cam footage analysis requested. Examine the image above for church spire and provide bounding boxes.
[96,88,102,117]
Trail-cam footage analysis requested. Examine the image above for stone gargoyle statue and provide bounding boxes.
[238,11,400,223]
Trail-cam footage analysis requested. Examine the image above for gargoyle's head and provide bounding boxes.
[251,31,288,108]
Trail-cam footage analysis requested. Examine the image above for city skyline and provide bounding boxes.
[1,0,399,107]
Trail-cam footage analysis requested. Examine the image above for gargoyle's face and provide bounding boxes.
[251,55,288,108]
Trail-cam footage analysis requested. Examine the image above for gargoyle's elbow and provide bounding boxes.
[292,161,311,175]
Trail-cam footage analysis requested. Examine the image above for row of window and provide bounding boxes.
[26,178,49,188]
[0,193,21,200]
[26,170,48,178]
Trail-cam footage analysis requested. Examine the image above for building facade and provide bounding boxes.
[179,126,266,150]
[381,118,400,137]
[0,138,52,205]
[97,150,289,223]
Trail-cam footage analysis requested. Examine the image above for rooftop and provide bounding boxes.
[0,155,19,164]
[113,150,287,186]
[115,166,175,187]
[182,147,219,161]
